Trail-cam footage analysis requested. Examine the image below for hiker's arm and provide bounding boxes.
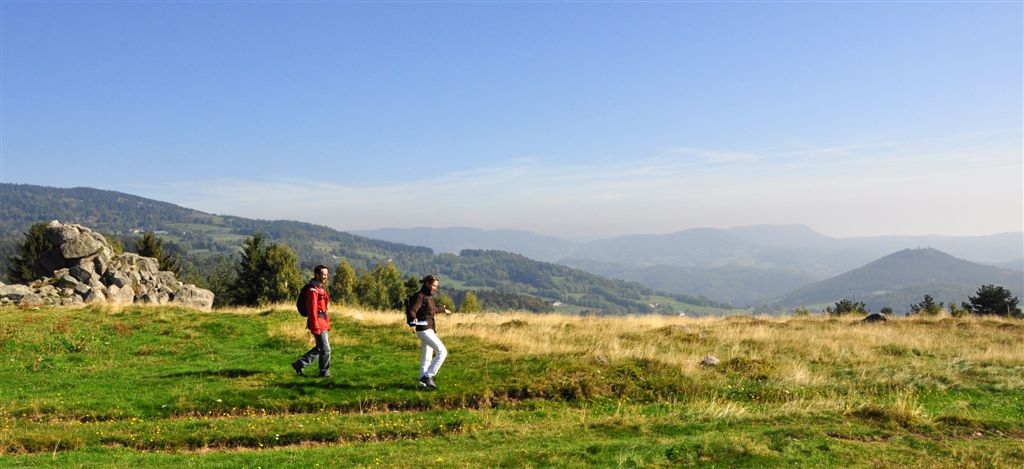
[406,295,422,326]
[308,287,322,316]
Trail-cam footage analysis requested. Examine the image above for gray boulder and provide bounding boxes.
[0,284,35,301]
[44,222,81,246]
[116,253,159,274]
[172,285,217,310]
[59,231,105,259]
[108,285,136,304]
[104,270,132,289]
[862,313,887,323]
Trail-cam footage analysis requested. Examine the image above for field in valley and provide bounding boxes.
[0,304,1021,468]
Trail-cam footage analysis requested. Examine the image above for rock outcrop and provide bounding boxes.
[0,220,214,310]
[861,312,888,323]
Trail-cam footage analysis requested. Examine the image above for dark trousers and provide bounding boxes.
[297,331,331,376]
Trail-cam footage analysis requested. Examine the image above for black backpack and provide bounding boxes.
[296,282,312,317]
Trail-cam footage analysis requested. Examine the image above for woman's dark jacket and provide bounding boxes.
[405,287,440,332]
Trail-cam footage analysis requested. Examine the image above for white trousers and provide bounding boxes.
[415,329,448,378]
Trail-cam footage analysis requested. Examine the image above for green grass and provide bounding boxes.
[647,294,749,316]
[0,306,1021,468]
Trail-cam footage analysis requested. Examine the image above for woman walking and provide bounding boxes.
[405,275,448,390]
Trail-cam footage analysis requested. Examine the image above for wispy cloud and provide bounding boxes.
[133,134,1022,238]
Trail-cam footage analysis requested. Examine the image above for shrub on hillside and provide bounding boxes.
[964,284,1021,318]
[826,298,868,316]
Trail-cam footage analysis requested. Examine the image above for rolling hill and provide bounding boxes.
[5,183,1018,315]
[774,248,1024,313]
[352,225,1023,307]
[0,183,728,315]
[353,226,575,262]
[356,225,1024,276]
[567,259,821,308]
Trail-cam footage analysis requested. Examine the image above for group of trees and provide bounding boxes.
[214,233,486,312]
[828,285,1021,318]
[5,224,486,313]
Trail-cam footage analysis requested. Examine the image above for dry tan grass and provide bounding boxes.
[338,308,1021,364]
[332,308,1024,405]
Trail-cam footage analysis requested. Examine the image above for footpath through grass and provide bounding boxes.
[0,305,1021,468]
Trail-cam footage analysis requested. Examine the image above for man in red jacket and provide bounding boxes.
[292,265,332,377]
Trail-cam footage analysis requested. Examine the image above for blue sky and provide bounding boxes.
[2,1,1021,239]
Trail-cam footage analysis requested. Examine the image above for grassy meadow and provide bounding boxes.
[0,304,1021,468]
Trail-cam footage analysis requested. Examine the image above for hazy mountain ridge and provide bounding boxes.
[353,225,1023,274]
[0,183,433,271]
[353,227,574,262]
[0,183,724,315]
[349,225,1023,308]
[4,183,1020,314]
[564,259,821,308]
[775,248,1024,312]
[992,258,1024,271]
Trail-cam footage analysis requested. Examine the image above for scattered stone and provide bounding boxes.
[700,355,720,366]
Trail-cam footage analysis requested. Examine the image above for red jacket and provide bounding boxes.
[304,280,330,334]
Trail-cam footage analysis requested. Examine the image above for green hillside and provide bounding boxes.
[0,183,729,314]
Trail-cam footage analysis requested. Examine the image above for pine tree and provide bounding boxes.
[382,263,405,310]
[436,292,455,311]
[910,295,942,316]
[403,275,420,298]
[6,222,52,284]
[354,262,406,310]
[330,259,357,305]
[230,233,302,306]
[459,291,482,313]
[136,232,162,259]
[263,244,303,304]
[966,285,1020,317]
[354,270,386,310]
[205,254,237,307]
[135,232,180,274]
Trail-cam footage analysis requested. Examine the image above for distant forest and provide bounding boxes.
[1,184,728,314]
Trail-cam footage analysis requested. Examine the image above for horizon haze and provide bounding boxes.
[2,2,1021,239]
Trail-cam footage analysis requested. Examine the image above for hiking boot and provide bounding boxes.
[291,361,304,376]
[419,375,436,390]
